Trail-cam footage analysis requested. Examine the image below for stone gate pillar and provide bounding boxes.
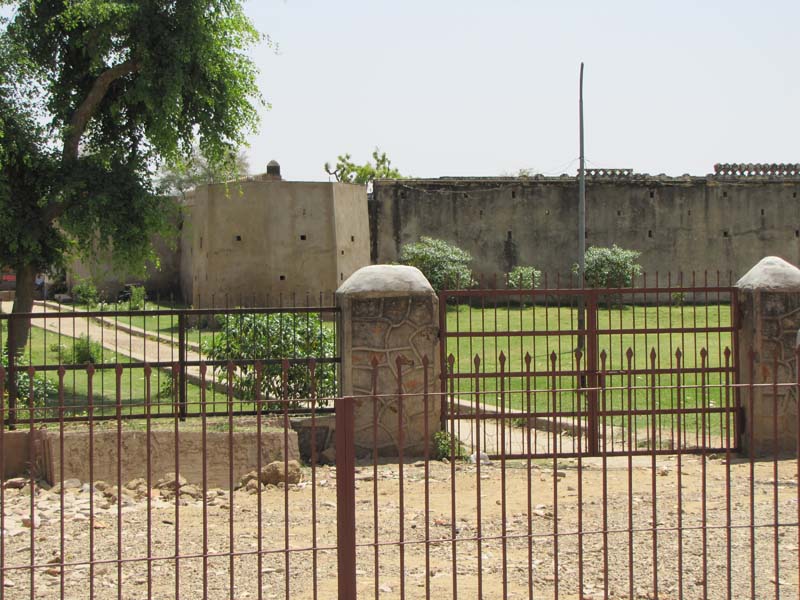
[736,256,800,455]
[336,265,441,456]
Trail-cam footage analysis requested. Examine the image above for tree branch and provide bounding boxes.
[62,58,141,164]
[43,58,141,223]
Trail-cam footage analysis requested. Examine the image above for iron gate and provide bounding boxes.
[439,276,741,458]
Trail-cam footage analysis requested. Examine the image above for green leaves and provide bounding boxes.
[507,265,542,289]
[157,144,250,197]
[324,148,402,184]
[202,313,337,409]
[576,244,643,288]
[399,237,476,293]
[0,0,262,282]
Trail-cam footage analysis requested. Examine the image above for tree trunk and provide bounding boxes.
[4,263,36,428]
[8,262,35,358]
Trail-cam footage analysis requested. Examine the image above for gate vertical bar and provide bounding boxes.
[178,312,187,421]
[6,316,15,429]
[586,292,599,455]
[730,288,743,447]
[335,396,357,599]
[439,291,448,432]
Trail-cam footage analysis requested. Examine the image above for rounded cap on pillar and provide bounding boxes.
[336,265,435,298]
[266,160,281,177]
[736,256,800,291]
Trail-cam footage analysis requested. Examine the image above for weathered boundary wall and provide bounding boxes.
[41,430,298,488]
[371,170,800,284]
[1,428,299,487]
[67,200,183,300]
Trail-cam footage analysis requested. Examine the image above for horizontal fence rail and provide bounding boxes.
[1,346,798,599]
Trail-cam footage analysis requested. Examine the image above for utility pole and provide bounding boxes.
[577,62,586,352]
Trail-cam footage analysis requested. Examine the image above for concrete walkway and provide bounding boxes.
[1,301,211,389]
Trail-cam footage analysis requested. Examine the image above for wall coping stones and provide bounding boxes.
[736,256,800,291]
[337,265,434,298]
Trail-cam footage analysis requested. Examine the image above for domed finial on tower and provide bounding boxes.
[265,160,281,180]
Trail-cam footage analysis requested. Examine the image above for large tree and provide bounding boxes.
[0,1,262,357]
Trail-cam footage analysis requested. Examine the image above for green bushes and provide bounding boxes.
[202,312,336,408]
[72,335,103,364]
[507,265,541,289]
[432,429,466,460]
[72,280,99,307]
[0,347,58,406]
[128,286,146,310]
[577,245,642,288]
[49,335,103,364]
[399,237,476,292]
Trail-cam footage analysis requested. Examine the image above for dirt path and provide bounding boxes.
[1,301,204,383]
[2,454,798,599]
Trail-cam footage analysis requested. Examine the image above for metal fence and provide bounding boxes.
[1,342,798,599]
[439,272,740,457]
[0,298,340,428]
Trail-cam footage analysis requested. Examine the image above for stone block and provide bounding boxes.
[352,321,390,349]
[352,298,382,318]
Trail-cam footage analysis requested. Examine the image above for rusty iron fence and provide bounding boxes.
[439,272,740,458]
[1,286,800,599]
[0,296,339,428]
[0,347,798,599]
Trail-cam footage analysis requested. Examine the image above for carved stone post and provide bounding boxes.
[337,265,441,456]
[736,256,800,455]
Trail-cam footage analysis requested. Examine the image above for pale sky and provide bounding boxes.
[3,1,797,181]
[245,0,800,181]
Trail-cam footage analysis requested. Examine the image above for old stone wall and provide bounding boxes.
[71,178,369,307]
[371,168,800,284]
[181,179,369,307]
[41,429,299,489]
[67,199,184,300]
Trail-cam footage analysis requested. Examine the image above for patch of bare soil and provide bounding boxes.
[2,454,798,599]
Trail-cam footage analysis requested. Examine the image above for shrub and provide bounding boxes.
[72,280,99,307]
[72,335,103,364]
[576,245,642,288]
[671,291,686,306]
[157,377,175,400]
[399,237,476,292]
[202,312,336,409]
[507,265,541,289]
[48,342,67,355]
[432,429,466,460]
[0,347,58,407]
[128,286,147,310]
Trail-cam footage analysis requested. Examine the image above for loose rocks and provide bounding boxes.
[259,460,303,486]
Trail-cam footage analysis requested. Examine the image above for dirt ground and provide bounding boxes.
[1,453,798,600]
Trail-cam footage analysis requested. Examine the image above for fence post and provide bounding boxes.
[335,395,357,599]
[336,265,440,456]
[736,256,800,455]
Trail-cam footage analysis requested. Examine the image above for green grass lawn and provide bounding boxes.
[443,303,736,441]
[0,326,290,423]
